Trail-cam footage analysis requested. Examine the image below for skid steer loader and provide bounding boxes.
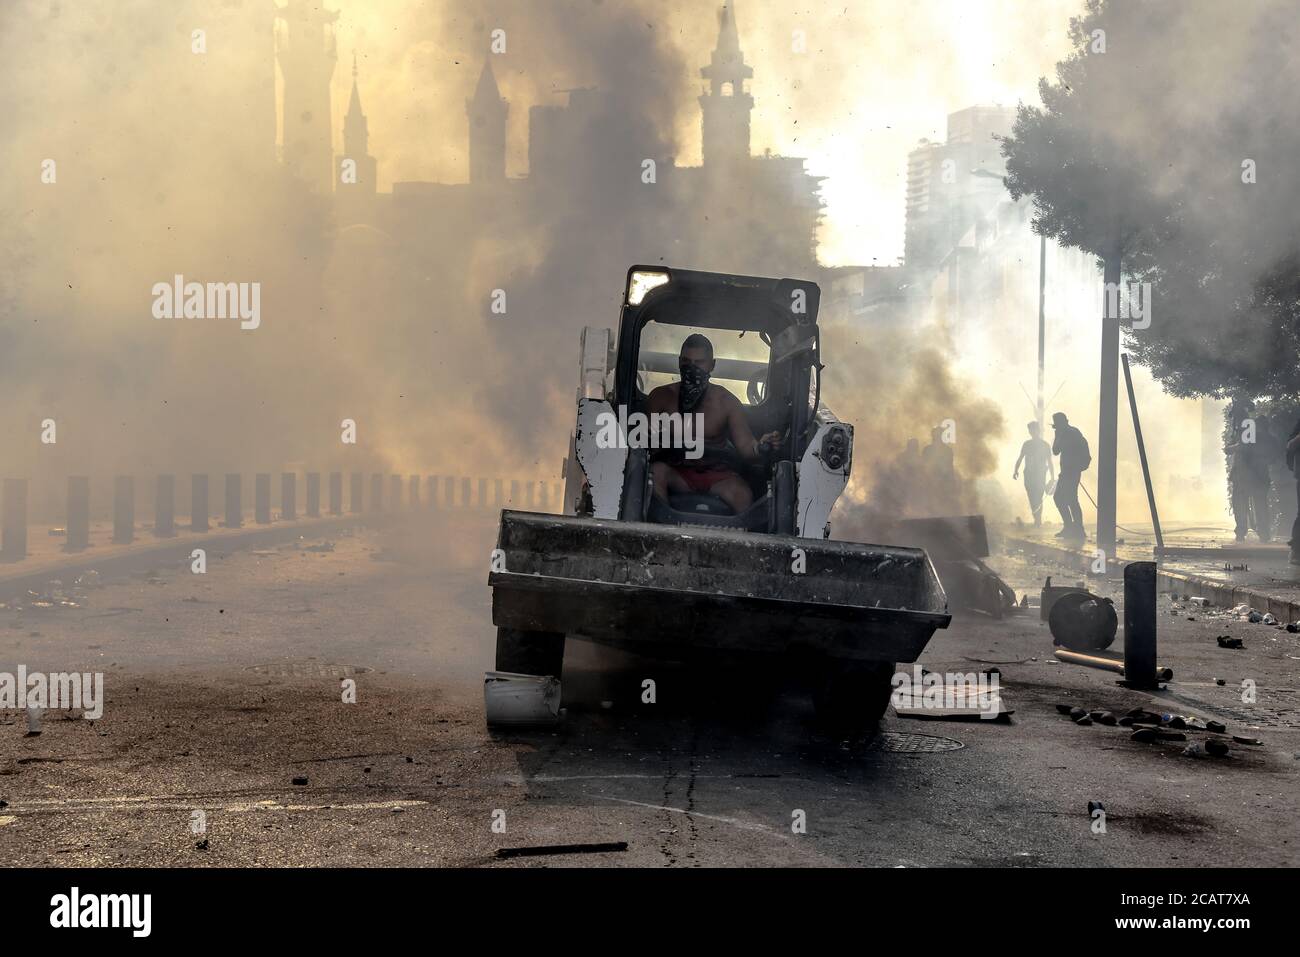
[488,266,951,730]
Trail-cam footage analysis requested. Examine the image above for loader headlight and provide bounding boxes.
[627,270,670,305]
[821,427,849,471]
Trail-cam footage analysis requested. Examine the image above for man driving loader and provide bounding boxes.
[648,333,783,513]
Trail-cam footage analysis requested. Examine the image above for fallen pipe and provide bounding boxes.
[1053,647,1173,682]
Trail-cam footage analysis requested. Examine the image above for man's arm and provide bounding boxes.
[726,394,780,461]
[1013,441,1026,477]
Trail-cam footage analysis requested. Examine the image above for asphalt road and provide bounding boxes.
[1,513,1297,867]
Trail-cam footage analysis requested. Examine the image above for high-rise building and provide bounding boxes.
[276,0,338,193]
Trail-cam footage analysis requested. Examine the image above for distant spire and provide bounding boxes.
[473,57,503,105]
[343,50,368,156]
[467,55,508,183]
[717,2,741,55]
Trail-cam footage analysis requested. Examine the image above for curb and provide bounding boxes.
[1003,534,1300,624]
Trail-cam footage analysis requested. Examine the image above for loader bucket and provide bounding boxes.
[489,511,951,664]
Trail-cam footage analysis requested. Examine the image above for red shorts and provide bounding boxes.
[673,464,739,493]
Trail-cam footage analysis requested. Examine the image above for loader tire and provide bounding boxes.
[813,661,895,737]
[495,627,566,678]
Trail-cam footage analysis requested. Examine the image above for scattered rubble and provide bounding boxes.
[1217,635,1245,649]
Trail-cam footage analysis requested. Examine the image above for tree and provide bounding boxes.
[1002,0,1300,545]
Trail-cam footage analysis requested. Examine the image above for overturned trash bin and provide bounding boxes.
[484,671,562,727]
[1049,591,1117,651]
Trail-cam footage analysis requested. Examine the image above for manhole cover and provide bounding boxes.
[247,662,372,678]
[867,731,965,754]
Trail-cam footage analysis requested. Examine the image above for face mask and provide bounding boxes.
[678,359,710,413]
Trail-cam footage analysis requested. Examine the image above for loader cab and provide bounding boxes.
[614,267,821,532]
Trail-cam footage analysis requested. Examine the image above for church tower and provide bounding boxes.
[699,2,753,167]
[466,58,508,183]
[276,0,338,193]
[338,53,377,195]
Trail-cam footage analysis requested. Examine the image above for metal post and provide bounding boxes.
[281,473,297,521]
[67,476,90,550]
[225,474,242,528]
[307,472,321,517]
[1123,560,1159,689]
[1096,240,1122,556]
[1037,233,1046,431]
[1,478,28,562]
[1121,353,1164,551]
[255,473,271,524]
[191,474,209,532]
[113,476,134,544]
[155,474,176,537]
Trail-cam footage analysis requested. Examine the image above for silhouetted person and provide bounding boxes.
[1225,403,1273,543]
[1013,421,1054,526]
[1051,412,1090,542]
[1287,417,1300,565]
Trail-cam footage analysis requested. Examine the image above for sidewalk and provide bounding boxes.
[1001,521,1300,622]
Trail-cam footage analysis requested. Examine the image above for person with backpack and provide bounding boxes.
[1051,412,1091,542]
[1286,416,1300,565]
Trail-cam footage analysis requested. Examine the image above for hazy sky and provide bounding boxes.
[329,0,1084,266]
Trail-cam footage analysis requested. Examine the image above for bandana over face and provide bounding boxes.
[678,359,710,413]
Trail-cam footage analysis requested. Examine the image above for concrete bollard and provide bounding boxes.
[112,476,134,545]
[461,477,472,510]
[154,474,176,537]
[538,481,549,511]
[409,475,420,509]
[1123,561,1159,689]
[370,473,384,512]
[307,473,322,518]
[225,474,242,528]
[66,476,90,550]
[444,476,455,507]
[191,474,209,532]
[425,475,438,510]
[281,473,297,521]
[1,478,28,562]
[478,477,488,510]
[494,479,504,508]
[349,473,362,513]
[525,482,535,509]
[390,474,402,510]
[510,479,520,507]
[255,473,271,525]
[325,473,340,517]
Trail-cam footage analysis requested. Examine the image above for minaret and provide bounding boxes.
[276,0,338,193]
[338,53,377,195]
[466,57,508,183]
[699,2,753,167]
